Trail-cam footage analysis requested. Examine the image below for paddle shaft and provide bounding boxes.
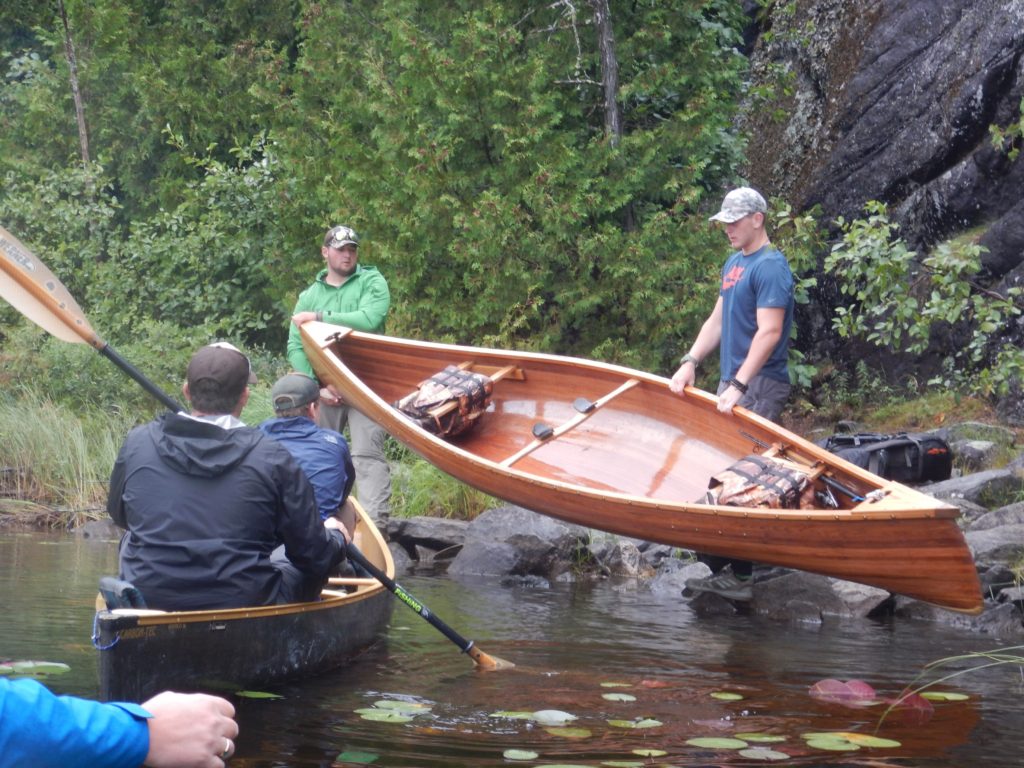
[100,345,182,412]
[345,543,509,669]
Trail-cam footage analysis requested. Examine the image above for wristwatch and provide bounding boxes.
[680,353,700,368]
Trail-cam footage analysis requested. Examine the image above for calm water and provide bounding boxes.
[2,531,1023,767]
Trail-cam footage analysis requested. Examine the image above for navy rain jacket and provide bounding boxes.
[107,412,345,610]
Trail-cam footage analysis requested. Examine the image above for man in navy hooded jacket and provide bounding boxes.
[107,343,349,611]
[259,372,356,535]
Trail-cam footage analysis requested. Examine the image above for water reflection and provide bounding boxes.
[1,532,1021,767]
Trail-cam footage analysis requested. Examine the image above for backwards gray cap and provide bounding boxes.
[708,187,767,224]
[271,372,320,411]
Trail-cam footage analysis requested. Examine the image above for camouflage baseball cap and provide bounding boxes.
[323,225,359,249]
[709,187,768,223]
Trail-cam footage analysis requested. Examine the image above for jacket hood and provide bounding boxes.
[151,412,264,478]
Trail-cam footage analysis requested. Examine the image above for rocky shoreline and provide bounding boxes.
[54,420,1024,641]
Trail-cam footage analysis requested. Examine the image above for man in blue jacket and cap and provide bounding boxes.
[259,372,357,537]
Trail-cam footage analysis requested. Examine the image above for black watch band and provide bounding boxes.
[727,377,749,395]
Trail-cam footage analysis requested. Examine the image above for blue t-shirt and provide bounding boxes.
[0,678,151,768]
[718,244,794,383]
[259,416,354,519]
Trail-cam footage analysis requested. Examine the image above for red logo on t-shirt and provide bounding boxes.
[722,265,745,290]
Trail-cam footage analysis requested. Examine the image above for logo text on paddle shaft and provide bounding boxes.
[0,235,35,272]
[394,586,426,616]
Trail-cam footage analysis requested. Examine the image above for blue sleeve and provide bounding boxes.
[753,253,793,308]
[0,678,150,768]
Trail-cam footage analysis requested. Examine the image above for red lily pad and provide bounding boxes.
[808,678,878,706]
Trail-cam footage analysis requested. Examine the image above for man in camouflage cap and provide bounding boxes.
[287,224,393,525]
[669,186,795,601]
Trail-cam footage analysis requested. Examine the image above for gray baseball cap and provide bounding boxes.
[271,372,320,411]
[709,187,767,223]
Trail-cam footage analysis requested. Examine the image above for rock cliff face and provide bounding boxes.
[743,0,1024,279]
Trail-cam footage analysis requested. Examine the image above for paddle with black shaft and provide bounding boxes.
[0,223,514,670]
[346,543,515,671]
[0,224,182,412]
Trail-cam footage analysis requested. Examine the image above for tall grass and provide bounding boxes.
[392,454,497,520]
[0,398,134,527]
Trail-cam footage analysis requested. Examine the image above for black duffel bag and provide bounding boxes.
[817,432,953,483]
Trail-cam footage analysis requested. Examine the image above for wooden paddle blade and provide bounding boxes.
[466,644,516,671]
[0,225,104,348]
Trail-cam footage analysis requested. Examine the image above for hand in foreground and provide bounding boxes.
[143,691,238,768]
[290,311,318,327]
[669,364,695,396]
[717,384,743,414]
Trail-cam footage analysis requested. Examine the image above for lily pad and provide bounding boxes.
[835,732,901,748]
[920,691,969,701]
[710,691,744,701]
[601,762,644,767]
[738,747,790,761]
[372,700,431,713]
[0,660,71,679]
[354,708,414,723]
[801,731,900,751]
[607,718,662,729]
[631,748,667,757]
[489,710,535,719]
[532,709,578,726]
[803,736,860,752]
[686,737,749,749]
[335,750,379,764]
[638,679,670,688]
[735,733,786,743]
[543,726,592,739]
[600,681,631,688]
[602,693,636,702]
[503,749,539,760]
[809,678,879,706]
[235,690,284,699]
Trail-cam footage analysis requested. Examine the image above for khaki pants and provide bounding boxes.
[317,403,391,522]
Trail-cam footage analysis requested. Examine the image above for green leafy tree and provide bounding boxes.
[276,0,749,374]
[825,202,1024,396]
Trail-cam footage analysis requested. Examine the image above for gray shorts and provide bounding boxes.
[717,375,791,423]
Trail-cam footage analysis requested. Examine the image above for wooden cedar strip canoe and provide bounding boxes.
[94,500,394,702]
[301,323,983,614]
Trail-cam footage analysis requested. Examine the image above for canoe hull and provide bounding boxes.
[95,502,394,701]
[301,324,983,614]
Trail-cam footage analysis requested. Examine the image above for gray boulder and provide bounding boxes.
[448,505,593,580]
[752,572,890,622]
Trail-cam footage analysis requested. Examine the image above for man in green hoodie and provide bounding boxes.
[287,224,392,523]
